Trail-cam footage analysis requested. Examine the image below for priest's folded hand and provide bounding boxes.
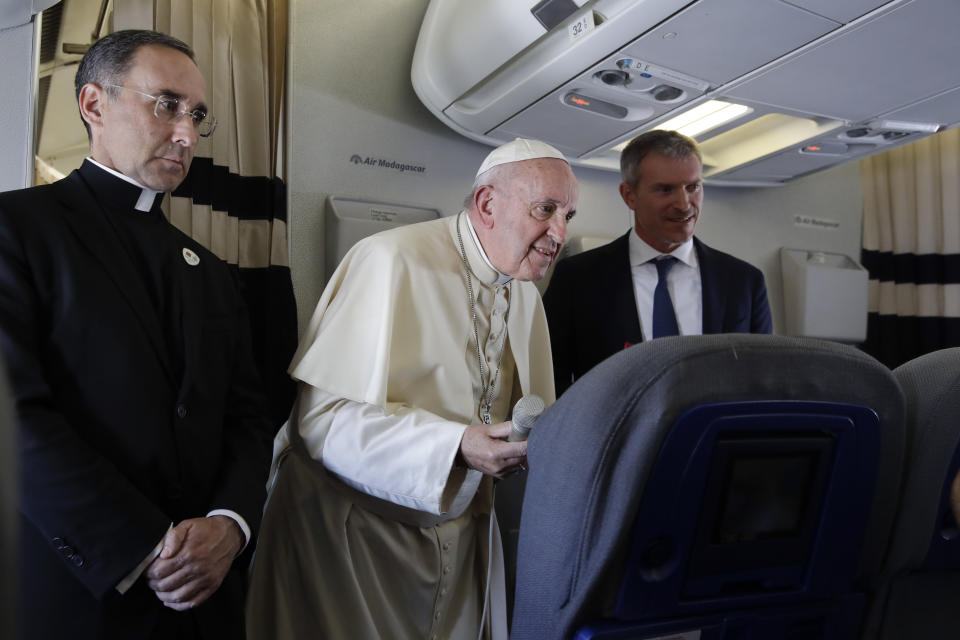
[144,515,244,610]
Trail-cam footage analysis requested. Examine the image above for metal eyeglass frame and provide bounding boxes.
[103,83,217,137]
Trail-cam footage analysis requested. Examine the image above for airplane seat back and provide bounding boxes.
[862,348,960,639]
[510,334,905,640]
[0,351,16,638]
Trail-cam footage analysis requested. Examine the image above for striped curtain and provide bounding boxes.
[115,0,297,425]
[860,129,960,368]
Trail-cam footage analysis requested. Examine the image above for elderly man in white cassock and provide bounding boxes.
[246,139,579,639]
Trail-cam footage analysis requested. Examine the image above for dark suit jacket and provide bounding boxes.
[0,164,273,640]
[544,231,772,395]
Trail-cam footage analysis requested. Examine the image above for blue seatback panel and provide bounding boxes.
[617,401,880,619]
[576,595,864,640]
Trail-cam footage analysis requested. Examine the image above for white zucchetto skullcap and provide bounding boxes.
[475,138,568,178]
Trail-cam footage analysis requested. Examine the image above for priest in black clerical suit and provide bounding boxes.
[0,31,272,640]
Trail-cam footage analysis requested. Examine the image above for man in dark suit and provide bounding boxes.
[544,130,771,395]
[0,30,273,639]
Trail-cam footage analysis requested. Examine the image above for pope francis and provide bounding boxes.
[247,138,579,640]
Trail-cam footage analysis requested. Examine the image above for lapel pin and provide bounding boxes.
[182,248,200,266]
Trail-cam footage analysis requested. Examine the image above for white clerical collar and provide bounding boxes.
[628,229,698,268]
[86,157,162,212]
[464,213,513,285]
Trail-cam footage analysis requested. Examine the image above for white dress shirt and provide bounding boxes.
[628,230,702,340]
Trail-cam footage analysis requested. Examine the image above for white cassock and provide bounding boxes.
[247,213,555,640]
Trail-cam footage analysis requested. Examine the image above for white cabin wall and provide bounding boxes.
[695,165,863,335]
[0,18,37,193]
[288,0,864,334]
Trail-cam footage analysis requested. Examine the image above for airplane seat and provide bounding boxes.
[510,334,905,640]
[860,347,960,639]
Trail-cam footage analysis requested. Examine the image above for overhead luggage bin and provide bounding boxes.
[412,0,960,186]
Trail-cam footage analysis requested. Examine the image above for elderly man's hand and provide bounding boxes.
[145,516,243,610]
[951,469,960,528]
[459,421,527,478]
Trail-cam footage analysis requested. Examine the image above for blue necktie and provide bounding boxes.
[652,256,679,338]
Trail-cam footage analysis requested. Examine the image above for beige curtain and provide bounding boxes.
[860,128,960,367]
[114,0,297,424]
[157,0,286,267]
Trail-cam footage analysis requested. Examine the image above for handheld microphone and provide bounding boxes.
[508,395,545,442]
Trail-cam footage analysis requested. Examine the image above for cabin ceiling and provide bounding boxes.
[411,0,960,185]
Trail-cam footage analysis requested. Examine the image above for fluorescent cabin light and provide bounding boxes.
[604,107,843,180]
[657,100,753,138]
[698,113,839,178]
[608,100,753,153]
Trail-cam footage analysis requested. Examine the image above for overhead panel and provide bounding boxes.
[491,88,659,157]
[436,0,697,138]
[491,0,843,158]
[412,0,960,185]
[878,86,960,128]
[620,0,839,86]
[726,0,960,123]
[698,112,842,177]
[490,47,710,155]
[707,125,931,184]
[715,146,862,183]
[783,0,892,24]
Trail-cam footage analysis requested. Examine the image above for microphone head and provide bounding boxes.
[512,394,545,432]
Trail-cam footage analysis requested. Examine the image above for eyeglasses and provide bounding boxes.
[103,84,217,137]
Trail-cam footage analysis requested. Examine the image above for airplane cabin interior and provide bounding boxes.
[2,0,960,638]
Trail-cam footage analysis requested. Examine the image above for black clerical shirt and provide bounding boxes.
[77,160,185,378]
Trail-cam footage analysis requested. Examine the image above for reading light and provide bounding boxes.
[656,100,753,138]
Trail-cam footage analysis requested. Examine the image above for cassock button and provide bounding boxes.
[176,404,187,419]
